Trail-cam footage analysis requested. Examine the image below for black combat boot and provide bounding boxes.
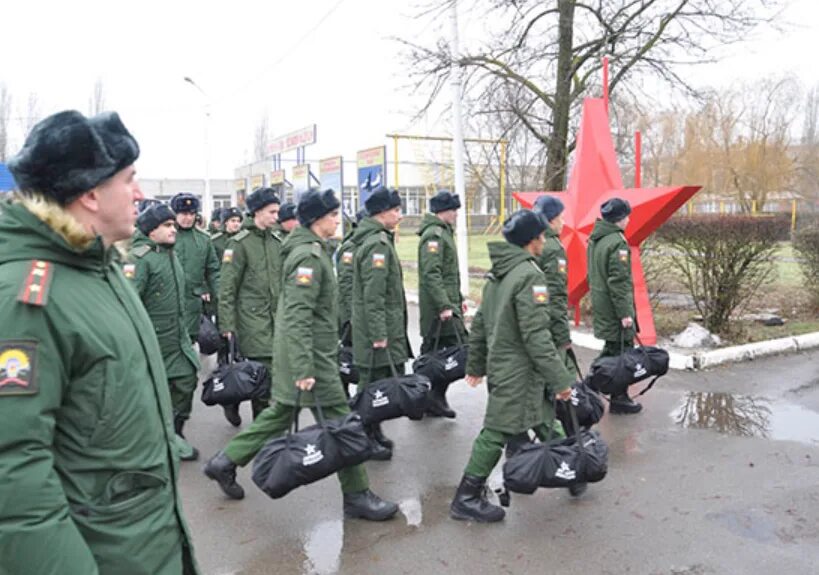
[609,392,643,415]
[222,403,242,427]
[203,452,245,500]
[450,474,505,523]
[568,482,588,497]
[370,423,394,450]
[366,428,393,461]
[343,489,399,521]
[425,383,456,418]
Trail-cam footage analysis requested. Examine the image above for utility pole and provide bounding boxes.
[184,76,212,222]
[450,1,469,295]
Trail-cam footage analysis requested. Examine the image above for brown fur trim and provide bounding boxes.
[17,193,95,250]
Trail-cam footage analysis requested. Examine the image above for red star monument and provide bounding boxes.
[515,97,700,345]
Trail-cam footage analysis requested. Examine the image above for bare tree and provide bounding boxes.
[0,83,11,162]
[401,0,784,190]
[253,114,270,161]
[796,85,819,206]
[20,92,41,141]
[88,78,106,116]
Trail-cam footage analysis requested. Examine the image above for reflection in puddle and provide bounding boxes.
[672,392,819,444]
[302,519,343,575]
[399,497,423,527]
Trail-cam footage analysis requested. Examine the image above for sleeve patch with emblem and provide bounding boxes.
[426,240,439,254]
[123,264,136,279]
[0,341,38,396]
[372,253,386,269]
[223,249,234,264]
[532,285,549,304]
[342,251,353,265]
[618,249,629,263]
[558,258,567,274]
[296,266,314,286]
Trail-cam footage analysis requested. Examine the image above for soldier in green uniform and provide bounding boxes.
[274,201,300,237]
[336,208,368,338]
[128,203,201,461]
[452,210,574,523]
[351,187,412,460]
[0,110,198,573]
[208,207,224,235]
[171,192,221,340]
[587,197,642,414]
[211,206,244,262]
[218,187,282,423]
[204,189,399,521]
[417,190,466,418]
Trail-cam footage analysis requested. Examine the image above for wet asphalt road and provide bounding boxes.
[181,305,819,575]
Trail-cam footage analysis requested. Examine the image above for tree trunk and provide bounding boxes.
[544,0,575,190]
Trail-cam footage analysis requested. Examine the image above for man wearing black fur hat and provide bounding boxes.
[587,197,642,414]
[417,190,466,418]
[209,207,224,235]
[351,187,413,461]
[453,209,574,523]
[273,201,300,238]
[211,207,243,262]
[0,110,199,573]
[127,204,201,461]
[171,192,221,341]
[218,187,282,424]
[204,189,399,522]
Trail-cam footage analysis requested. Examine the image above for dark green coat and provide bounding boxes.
[211,230,238,262]
[587,219,636,341]
[218,222,283,359]
[335,224,367,333]
[351,217,411,369]
[467,242,574,435]
[417,213,463,340]
[271,226,347,408]
[174,225,220,338]
[537,227,571,348]
[127,232,199,380]
[0,200,197,574]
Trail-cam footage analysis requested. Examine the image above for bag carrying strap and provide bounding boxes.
[424,314,467,352]
[287,389,328,439]
[340,321,352,345]
[369,345,399,378]
[566,347,583,380]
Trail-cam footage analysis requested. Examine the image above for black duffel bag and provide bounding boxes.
[197,314,222,355]
[411,317,468,386]
[503,403,609,494]
[349,348,431,425]
[554,349,605,434]
[201,336,271,406]
[251,393,372,499]
[338,322,359,387]
[587,333,669,397]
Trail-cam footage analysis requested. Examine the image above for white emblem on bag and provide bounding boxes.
[570,388,580,406]
[555,461,576,480]
[303,444,324,466]
[372,389,390,408]
[444,356,458,371]
[340,363,351,375]
[213,378,224,392]
[634,363,647,378]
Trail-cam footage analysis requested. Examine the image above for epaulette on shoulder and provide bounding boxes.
[16,260,54,307]
[194,227,211,238]
[433,226,443,237]
[311,242,322,257]
[233,230,250,242]
[272,230,284,243]
[132,244,151,258]
[379,231,389,244]
[211,232,224,240]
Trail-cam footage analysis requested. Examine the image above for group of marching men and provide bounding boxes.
[133,176,640,523]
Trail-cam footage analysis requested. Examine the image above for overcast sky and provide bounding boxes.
[3,0,818,181]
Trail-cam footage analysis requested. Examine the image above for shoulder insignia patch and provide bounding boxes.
[342,251,354,265]
[233,230,250,242]
[211,232,224,240]
[17,260,53,307]
[222,249,234,264]
[618,249,629,263]
[296,266,314,286]
[532,285,549,304]
[426,240,440,254]
[132,244,151,258]
[123,264,136,279]
[433,226,443,237]
[558,258,567,274]
[372,253,386,269]
[379,231,389,244]
[311,242,322,257]
[0,340,38,396]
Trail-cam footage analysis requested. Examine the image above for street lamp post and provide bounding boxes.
[183,76,212,222]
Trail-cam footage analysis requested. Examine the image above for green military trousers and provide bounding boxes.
[464,407,566,479]
[597,337,634,360]
[223,400,369,494]
[169,375,198,421]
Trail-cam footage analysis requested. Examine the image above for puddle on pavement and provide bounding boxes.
[671,392,819,445]
[706,510,780,544]
[301,519,343,575]
[399,497,423,527]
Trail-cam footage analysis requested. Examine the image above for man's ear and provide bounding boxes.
[74,187,101,214]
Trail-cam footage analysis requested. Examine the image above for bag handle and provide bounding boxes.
[369,345,399,379]
[286,389,328,448]
[340,321,352,344]
[566,347,583,380]
[546,397,585,454]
